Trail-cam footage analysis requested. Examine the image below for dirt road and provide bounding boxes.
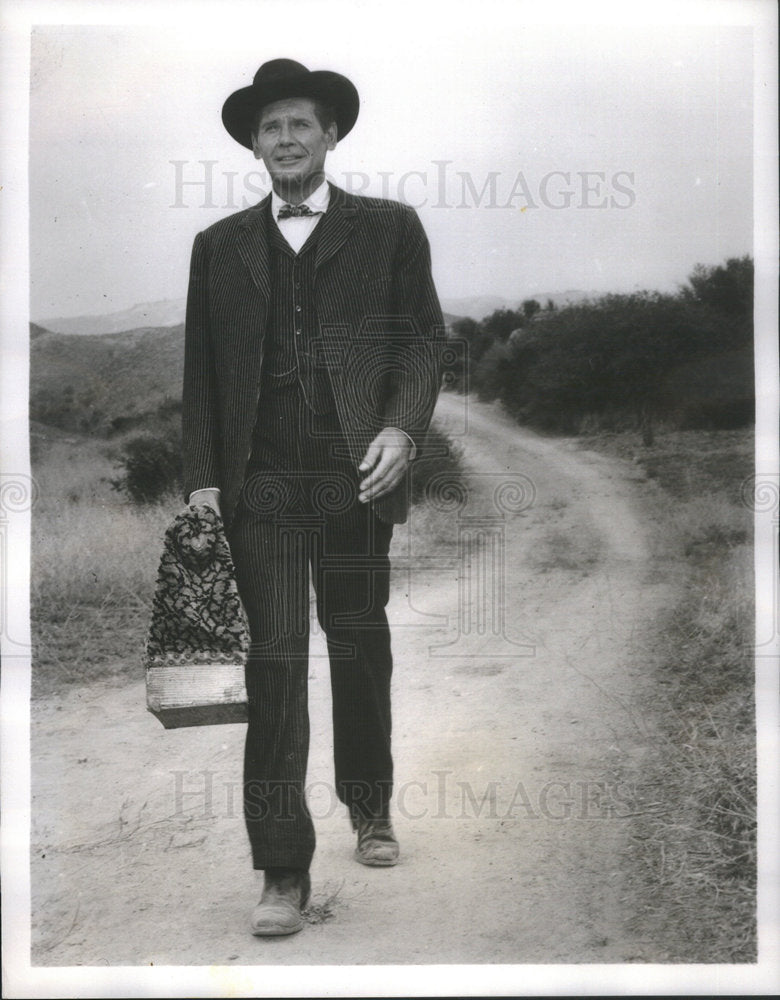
[31,395,675,966]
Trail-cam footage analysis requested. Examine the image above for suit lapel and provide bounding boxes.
[236,194,272,301]
[315,184,357,270]
[236,186,356,288]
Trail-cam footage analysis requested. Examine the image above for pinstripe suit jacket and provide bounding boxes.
[182,184,444,527]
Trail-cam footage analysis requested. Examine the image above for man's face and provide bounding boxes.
[251,97,337,199]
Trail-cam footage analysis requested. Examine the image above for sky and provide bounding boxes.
[27,3,754,320]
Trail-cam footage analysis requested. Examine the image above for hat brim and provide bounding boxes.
[222,70,359,149]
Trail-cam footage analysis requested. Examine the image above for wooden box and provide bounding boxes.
[146,661,248,728]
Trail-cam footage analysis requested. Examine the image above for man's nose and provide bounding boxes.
[278,122,294,144]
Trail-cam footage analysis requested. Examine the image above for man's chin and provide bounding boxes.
[271,169,326,198]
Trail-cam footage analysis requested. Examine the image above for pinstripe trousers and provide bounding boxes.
[228,379,394,871]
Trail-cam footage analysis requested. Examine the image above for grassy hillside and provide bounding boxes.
[30,323,184,433]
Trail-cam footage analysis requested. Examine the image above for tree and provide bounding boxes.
[474,341,514,403]
[461,256,753,435]
[482,307,526,342]
[447,316,495,391]
[521,299,541,321]
[685,256,753,321]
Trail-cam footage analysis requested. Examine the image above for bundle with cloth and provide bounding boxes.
[144,505,249,728]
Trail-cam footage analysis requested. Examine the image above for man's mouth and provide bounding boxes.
[276,155,304,164]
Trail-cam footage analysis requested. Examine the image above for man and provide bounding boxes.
[182,59,443,936]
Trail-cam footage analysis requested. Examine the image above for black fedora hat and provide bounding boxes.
[222,58,359,150]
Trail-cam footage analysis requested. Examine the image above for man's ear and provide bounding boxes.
[326,124,338,151]
[251,135,263,160]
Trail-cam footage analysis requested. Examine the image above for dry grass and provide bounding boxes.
[303,881,345,925]
[31,433,176,695]
[632,543,756,950]
[31,499,173,696]
[583,427,756,962]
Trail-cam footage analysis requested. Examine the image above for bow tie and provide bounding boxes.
[277,203,323,220]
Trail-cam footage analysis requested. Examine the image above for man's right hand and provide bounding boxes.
[187,488,221,517]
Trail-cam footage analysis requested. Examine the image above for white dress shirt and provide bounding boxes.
[272,180,330,254]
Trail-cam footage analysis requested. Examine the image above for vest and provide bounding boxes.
[261,216,336,415]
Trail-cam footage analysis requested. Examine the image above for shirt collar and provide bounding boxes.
[272,179,331,219]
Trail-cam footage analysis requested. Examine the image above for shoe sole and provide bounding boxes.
[354,849,399,867]
[251,921,304,936]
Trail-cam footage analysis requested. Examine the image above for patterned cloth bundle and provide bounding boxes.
[144,505,250,728]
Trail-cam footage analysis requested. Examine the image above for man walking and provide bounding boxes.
[182,58,443,935]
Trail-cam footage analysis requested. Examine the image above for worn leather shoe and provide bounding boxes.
[354,818,399,866]
[250,868,311,936]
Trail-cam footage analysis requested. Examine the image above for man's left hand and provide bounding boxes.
[358,427,413,503]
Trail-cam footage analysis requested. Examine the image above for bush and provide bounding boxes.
[31,383,108,434]
[408,425,464,505]
[684,255,753,322]
[112,426,182,503]
[447,257,754,435]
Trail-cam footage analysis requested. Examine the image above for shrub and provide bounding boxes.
[112,426,182,503]
[684,255,754,323]
[409,425,464,505]
[447,256,754,435]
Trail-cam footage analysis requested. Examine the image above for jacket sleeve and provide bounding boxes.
[382,207,445,449]
[182,231,221,501]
